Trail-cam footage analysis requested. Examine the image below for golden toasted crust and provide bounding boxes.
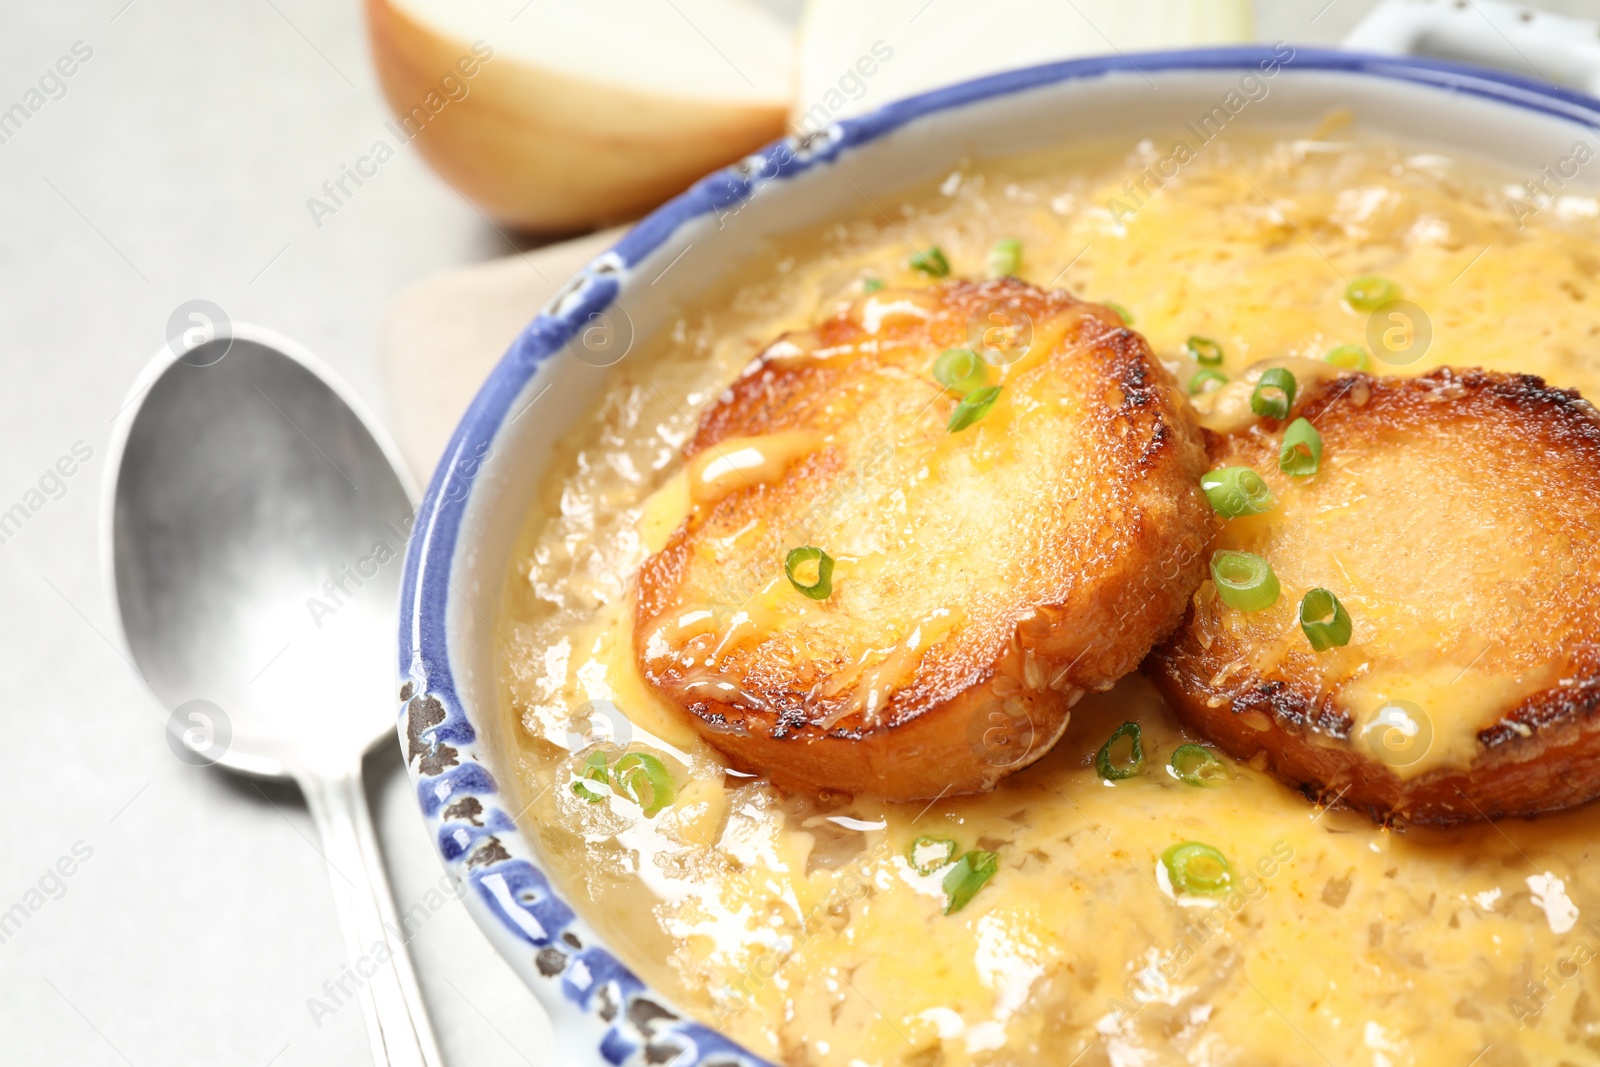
[1148,368,1600,824]
[635,278,1211,799]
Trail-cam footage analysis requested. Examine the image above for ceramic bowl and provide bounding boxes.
[396,45,1600,1067]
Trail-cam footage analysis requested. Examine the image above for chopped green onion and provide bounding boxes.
[1189,368,1229,395]
[942,849,998,914]
[1325,344,1369,371]
[1185,335,1224,366]
[947,385,1001,432]
[1161,841,1233,895]
[573,751,610,803]
[987,238,1021,279]
[1345,275,1399,311]
[908,836,959,876]
[571,782,608,803]
[933,347,989,396]
[1210,550,1280,612]
[1279,418,1323,477]
[1201,466,1274,518]
[613,752,676,815]
[1169,744,1227,787]
[1299,588,1353,651]
[862,277,885,294]
[910,247,950,277]
[1251,367,1297,420]
[784,546,835,600]
[1095,721,1146,781]
[1104,301,1133,325]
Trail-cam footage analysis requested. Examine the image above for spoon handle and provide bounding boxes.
[301,768,444,1067]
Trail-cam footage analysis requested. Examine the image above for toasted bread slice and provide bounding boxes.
[635,278,1211,799]
[1148,369,1600,824]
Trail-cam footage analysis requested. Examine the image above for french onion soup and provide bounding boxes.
[497,126,1600,1066]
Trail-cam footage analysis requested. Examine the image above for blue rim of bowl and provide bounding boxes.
[397,46,1600,1067]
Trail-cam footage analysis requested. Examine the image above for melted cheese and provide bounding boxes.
[685,431,825,508]
[808,605,965,728]
[1341,663,1555,773]
[1201,385,1593,777]
[639,470,690,554]
[1190,355,1350,432]
[498,130,1600,1066]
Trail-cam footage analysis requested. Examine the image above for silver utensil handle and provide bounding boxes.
[301,768,445,1067]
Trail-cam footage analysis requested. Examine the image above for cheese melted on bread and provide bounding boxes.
[1151,369,1600,823]
[633,279,1210,799]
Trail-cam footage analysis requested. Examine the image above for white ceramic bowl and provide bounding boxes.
[396,44,1600,1067]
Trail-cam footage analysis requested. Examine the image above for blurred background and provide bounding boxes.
[2,1,1595,1064]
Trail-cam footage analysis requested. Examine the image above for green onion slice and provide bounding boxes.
[1210,550,1280,612]
[862,277,885,294]
[947,385,1001,432]
[942,849,999,914]
[1185,335,1224,366]
[613,752,676,816]
[1189,368,1228,395]
[1095,721,1146,780]
[1162,841,1233,895]
[1325,343,1369,371]
[987,238,1021,279]
[573,751,610,803]
[1201,466,1274,518]
[1279,418,1323,478]
[1299,588,1353,651]
[1169,744,1227,787]
[784,546,835,600]
[910,247,950,277]
[933,347,989,396]
[908,836,959,876]
[1345,275,1399,311]
[1251,367,1297,420]
[1105,301,1133,325]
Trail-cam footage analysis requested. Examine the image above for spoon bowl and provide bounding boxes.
[110,332,414,776]
[106,324,442,1067]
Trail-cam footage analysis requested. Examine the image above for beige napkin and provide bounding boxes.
[376,226,626,480]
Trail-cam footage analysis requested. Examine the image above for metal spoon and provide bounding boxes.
[105,324,442,1067]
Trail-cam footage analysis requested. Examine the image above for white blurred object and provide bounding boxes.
[792,0,1254,131]
[1345,0,1600,95]
[386,0,793,100]
[366,0,794,229]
